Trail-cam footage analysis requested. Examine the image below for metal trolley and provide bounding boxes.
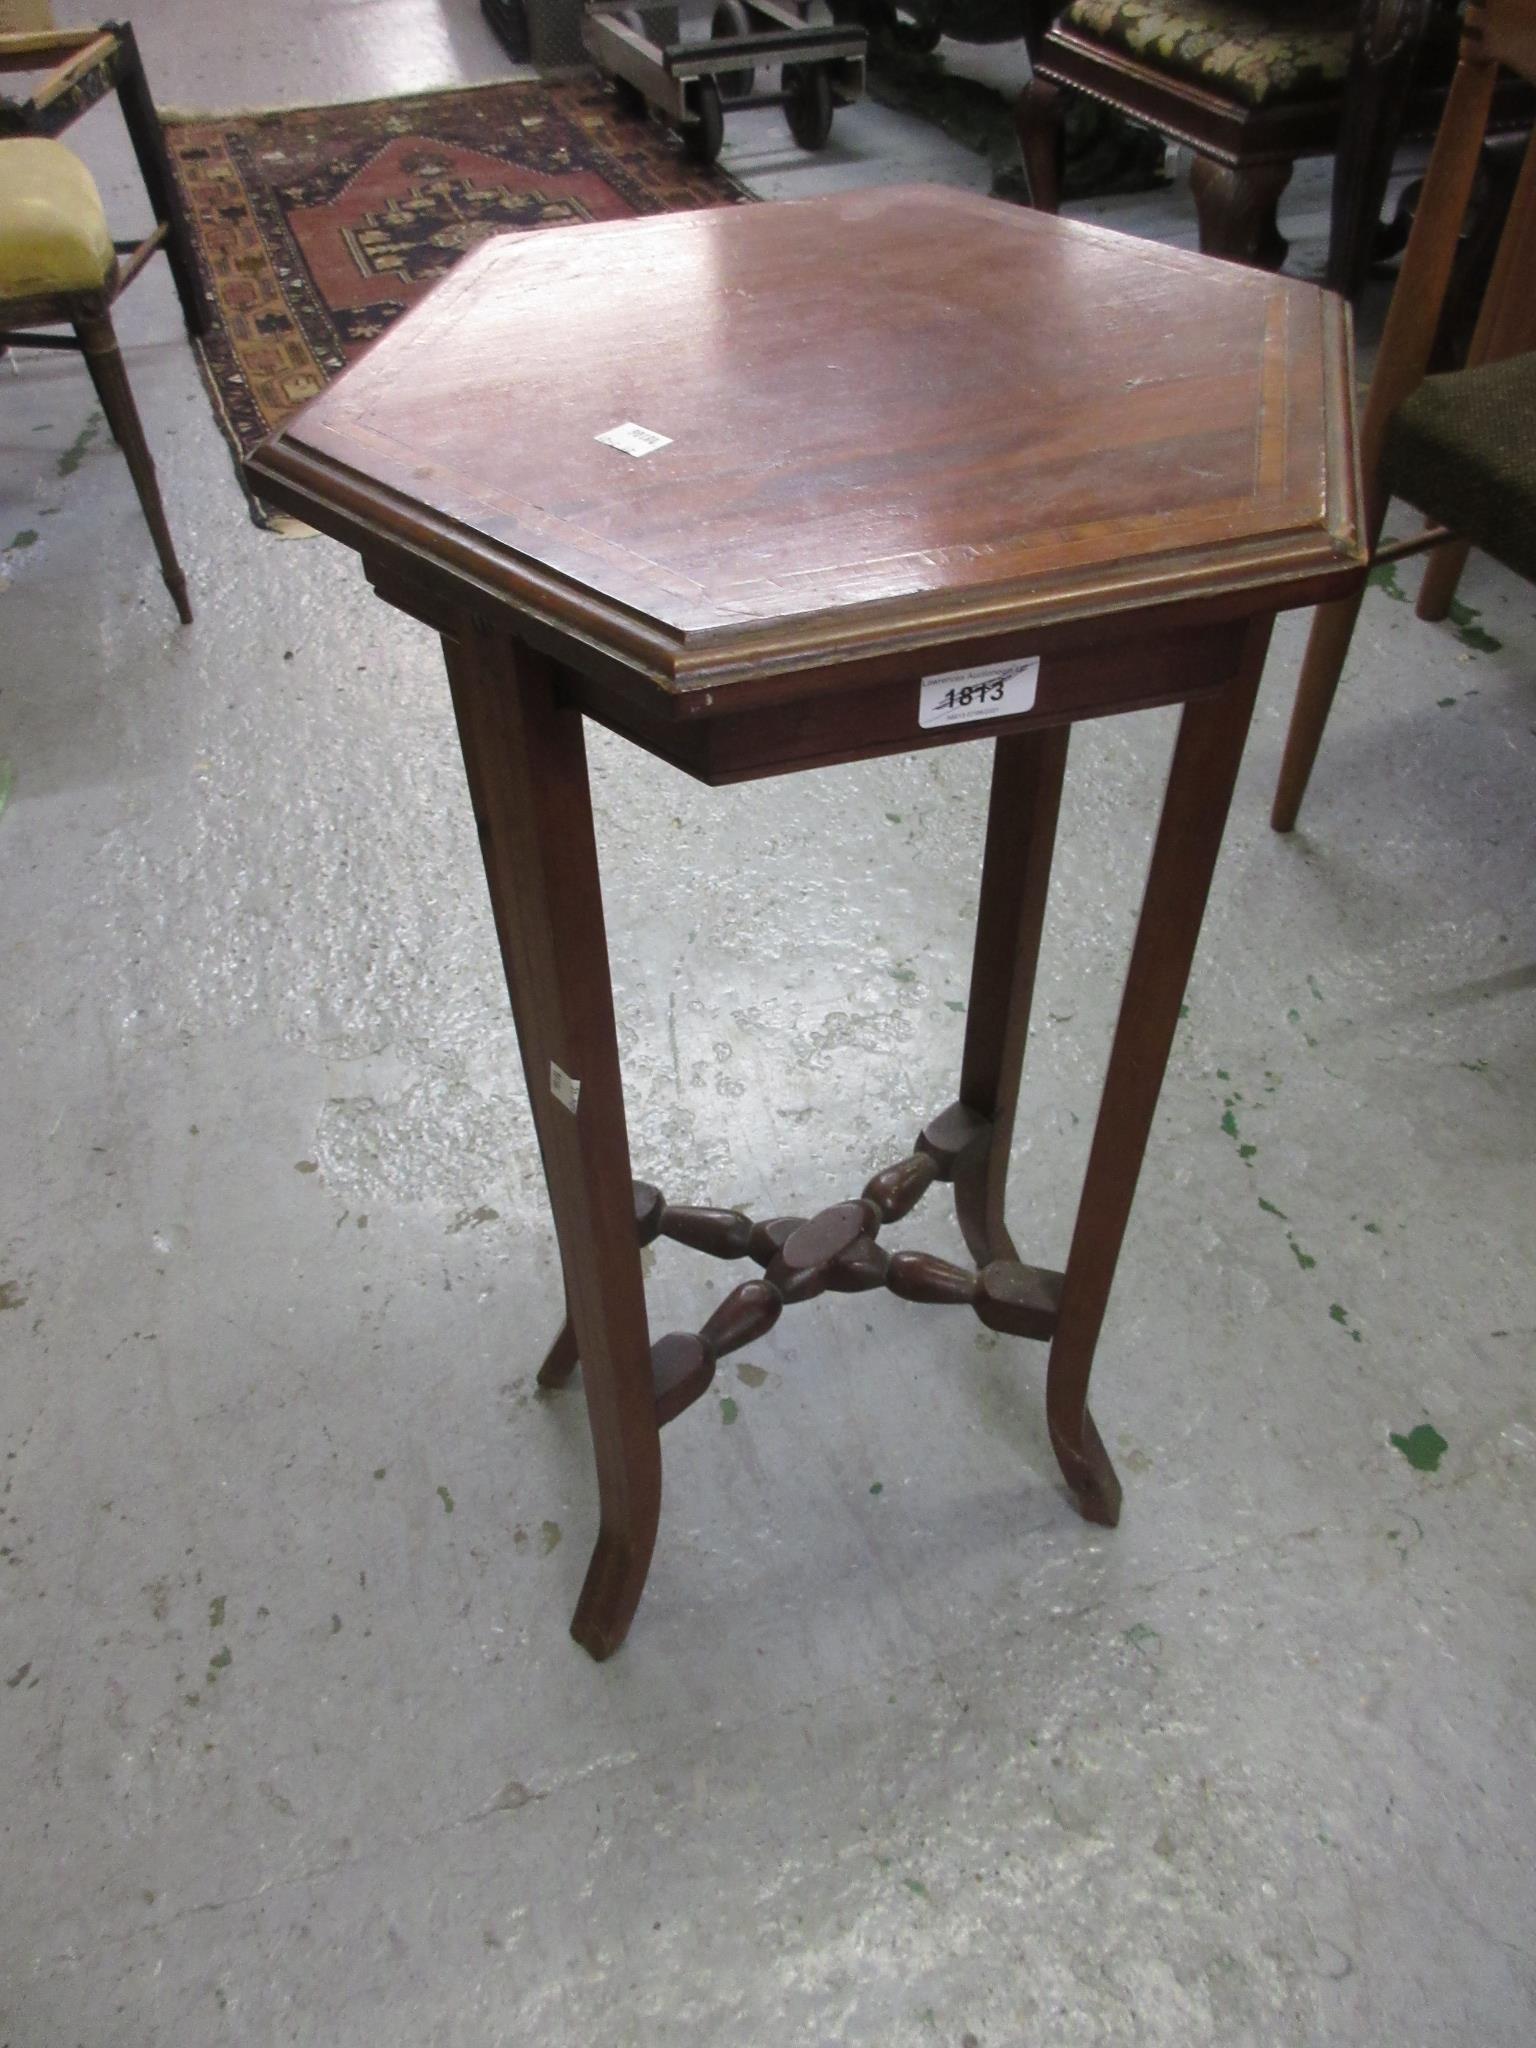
[583,1,867,165]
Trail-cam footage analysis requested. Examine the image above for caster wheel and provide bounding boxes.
[684,75,725,164]
[712,0,754,101]
[783,63,833,150]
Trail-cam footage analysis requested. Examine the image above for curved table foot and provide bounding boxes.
[570,1504,661,1661]
[1048,1406,1122,1527]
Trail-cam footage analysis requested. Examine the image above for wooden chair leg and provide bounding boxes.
[1190,154,1293,268]
[80,341,121,443]
[1416,533,1472,620]
[1324,0,1434,300]
[73,311,192,624]
[1269,584,1368,831]
[112,23,208,339]
[1016,75,1065,213]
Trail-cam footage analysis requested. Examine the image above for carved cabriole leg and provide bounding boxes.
[954,726,1069,1265]
[441,619,660,1661]
[1016,75,1065,213]
[1047,614,1273,1525]
[1189,154,1294,270]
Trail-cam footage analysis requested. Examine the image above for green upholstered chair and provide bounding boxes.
[1271,0,1536,830]
[1017,1,1463,293]
[0,134,190,620]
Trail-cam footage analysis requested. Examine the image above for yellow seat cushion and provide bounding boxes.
[0,137,115,301]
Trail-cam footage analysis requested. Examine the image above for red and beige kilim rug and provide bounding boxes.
[164,77,747,521]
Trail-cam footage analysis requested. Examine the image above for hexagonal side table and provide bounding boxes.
[248,187,1363,1660]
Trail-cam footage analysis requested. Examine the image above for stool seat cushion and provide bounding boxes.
[1060,1,1359,109]
[1383,352,1536,585]
[0,137,115,300]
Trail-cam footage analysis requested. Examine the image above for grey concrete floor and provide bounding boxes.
[2,5,1534,2044]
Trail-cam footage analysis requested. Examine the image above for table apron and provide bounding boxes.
[554,613,1254,784]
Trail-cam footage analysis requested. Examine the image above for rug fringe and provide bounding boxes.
[160,69,549,125]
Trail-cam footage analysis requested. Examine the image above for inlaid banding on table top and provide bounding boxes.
[247,185,1363,669]
[536,1102,1065,1427]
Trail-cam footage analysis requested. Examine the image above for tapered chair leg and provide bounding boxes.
[1269,585,1367,831]
[112,22,209,340]
[1416,534,1472,621]
[74,311,192,624]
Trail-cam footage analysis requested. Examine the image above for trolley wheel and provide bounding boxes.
[610,11,649,116]
[712,0,754,100]
[783,63,834,150]
[683,75,725,164]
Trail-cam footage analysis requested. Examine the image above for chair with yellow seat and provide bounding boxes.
[0,133,190,620]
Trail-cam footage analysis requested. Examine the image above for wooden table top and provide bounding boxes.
[248,185,1363,694]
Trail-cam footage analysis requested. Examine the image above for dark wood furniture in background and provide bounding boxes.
[1018,1,1465,297]
[0,17,204,337]
[1272,0,1536,828]
[248,187,1362,1658]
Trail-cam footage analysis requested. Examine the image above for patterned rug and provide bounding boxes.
[164,77,748,525]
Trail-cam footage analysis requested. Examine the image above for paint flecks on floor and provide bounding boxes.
[719,1396,739,1425]
[436,1484,455,1514]
[1446,597,1502,653]
[1390,1423,1448,1473]
[1220,1103,1257,1164]
[538,1519,561,1555]
[1368,556,1407,601]
[209,1594,226,1629]
[1330,1303,1363,1343]
[448,1204,500,1233]
[56,413,103,479]
[736,1361,768,1388]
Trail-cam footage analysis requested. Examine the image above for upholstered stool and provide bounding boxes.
[1017,1,1471,297]
[0,136,191,621]
[1062,1,1360,109]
